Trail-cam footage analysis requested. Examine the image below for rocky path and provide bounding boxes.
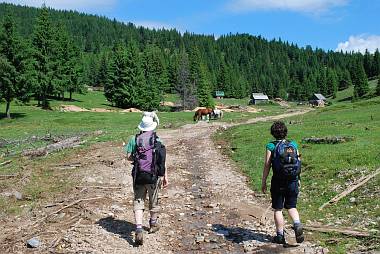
[1,109,327,253]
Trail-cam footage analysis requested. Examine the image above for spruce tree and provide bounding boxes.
[176,49,197,109]
[0,13,27,118]
[111,42,137,108]
[352,61,369,98]
[373,50,380,77]
[326,69,338,98]
[31,5,55,109]
[197,63,214,108]
[376,76,380,96]
[141,44,168,110]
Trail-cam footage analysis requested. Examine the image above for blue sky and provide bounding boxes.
[2,0,380,53]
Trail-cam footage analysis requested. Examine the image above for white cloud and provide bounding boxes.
[336,35,380,54]
[227,0,348,14]
[1,0,117,12]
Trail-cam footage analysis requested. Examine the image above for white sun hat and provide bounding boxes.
[138,116,158,132]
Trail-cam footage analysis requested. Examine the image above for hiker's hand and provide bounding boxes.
[298,180,301,189]
[261,182,267,194]
[162,177,168,188]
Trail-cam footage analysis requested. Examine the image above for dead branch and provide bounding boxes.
[22,137,83,157]
[304,225,370,237]
[33,196,104,226]
[0,160,12,166]
[0,174,18,178]
[75,185,122,189]
[319,168,380,210]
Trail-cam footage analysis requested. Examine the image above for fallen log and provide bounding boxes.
[319,167,380,210]
[302,136,354,144]
[304,225,370,237]
[22,137,83,157]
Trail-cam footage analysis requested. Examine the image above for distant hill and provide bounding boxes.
[0,2,379,103]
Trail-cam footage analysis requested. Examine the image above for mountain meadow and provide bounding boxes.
[0,2,380,254]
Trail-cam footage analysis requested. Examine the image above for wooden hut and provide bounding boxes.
[250,93,269,105]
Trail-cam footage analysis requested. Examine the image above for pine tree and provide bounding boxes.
[339,69,352,91]
[326,68,338,98]
[0,13,27,118]
[376,76,380,96]
[197,63,214,108]
[97,53,109,87]
[141,44,168,110]
[31,5,55,109]
[176,49,197,109]
[112,42,137,108]
[352,61,369,98]
[373,50,380,77]
[363,49,372,77]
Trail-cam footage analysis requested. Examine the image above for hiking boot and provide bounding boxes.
[135,230,143,246]
[149,222,160,233]
[293,224,304,243]
[272,234,286,244]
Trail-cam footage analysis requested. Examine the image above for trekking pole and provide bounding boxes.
[152,177,162,205]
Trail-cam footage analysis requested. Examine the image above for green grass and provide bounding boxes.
[215,97,250,106]
[214,96,380,253]
[49,90,114,109]
[331,79,378,103]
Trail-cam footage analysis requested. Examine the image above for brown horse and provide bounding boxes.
[193,108,213,121]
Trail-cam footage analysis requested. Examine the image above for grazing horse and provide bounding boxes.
[211,109,223,119]
[193,108,213,121]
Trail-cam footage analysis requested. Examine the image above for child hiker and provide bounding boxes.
[261,121,304,244]
[124,116,168,245]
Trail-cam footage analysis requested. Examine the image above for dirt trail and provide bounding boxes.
[1,109,326,253]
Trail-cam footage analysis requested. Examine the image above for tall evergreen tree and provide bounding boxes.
[107,42,140,108]
[176,49,197,109]
[326,68,338,98]
[376,76,380,96]
[197,63,214,108]
[0,13,27,118]
[352,61,369,98]
[141,44,166,110]
[31,5,56,108]
[373,49,380,77]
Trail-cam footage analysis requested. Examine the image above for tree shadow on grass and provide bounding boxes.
[97,216,136,246]
[337,96,353,102]
[0,112,26,119]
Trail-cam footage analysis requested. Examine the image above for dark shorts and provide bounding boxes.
[270,178,299,210]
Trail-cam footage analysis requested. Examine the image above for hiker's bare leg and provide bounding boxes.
[274,209,285,232]
[287,208,300,223]
[135,209,143,225]
[150,211,157,221]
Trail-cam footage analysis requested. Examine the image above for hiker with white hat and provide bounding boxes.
[123,116,168,246]
[142,111,159,126]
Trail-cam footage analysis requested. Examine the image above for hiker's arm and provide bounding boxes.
[261,150,272,194]
[123,137,135,162]
[162,168,168,188]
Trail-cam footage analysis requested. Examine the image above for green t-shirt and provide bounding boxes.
[266,140,298,152]
[124,134,163,154]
